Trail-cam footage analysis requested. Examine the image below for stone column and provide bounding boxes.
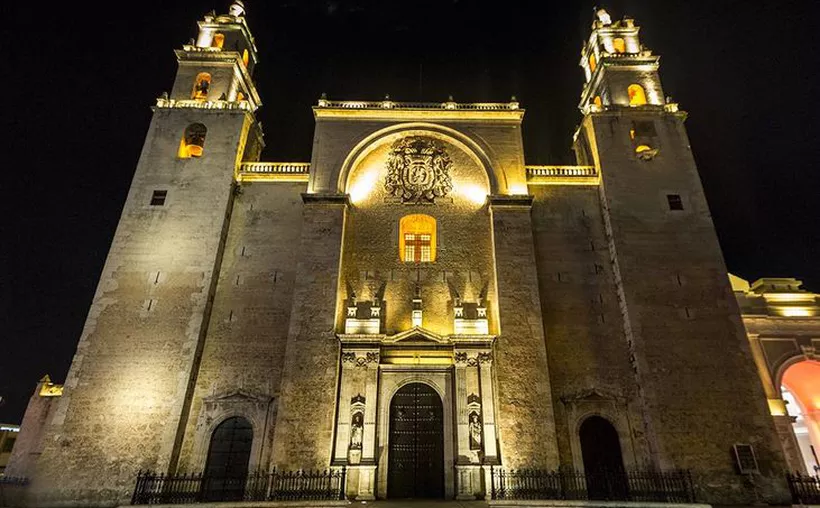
[454,351,481,500]
[358,349,379,500]
[333,356,354,465]
[771,414,808,474]
[490,196,559,468]
[478,353,499,463]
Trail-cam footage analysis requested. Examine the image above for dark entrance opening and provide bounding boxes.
[203,416,253,501]
[579,415,628,500]
[387,382,445,499]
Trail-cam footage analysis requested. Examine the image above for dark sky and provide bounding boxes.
[1,0,817,424]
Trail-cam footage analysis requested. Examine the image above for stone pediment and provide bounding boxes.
[384,327,449,345]
[203,389,272,405]
[560,388,624,404]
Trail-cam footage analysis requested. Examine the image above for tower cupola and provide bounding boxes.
[578,9,667,114]
[165,2,262,109]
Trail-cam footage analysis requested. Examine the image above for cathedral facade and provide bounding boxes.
[14,3,796,506]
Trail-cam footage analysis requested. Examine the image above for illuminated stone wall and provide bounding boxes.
[578,111,791,504]
[530,185,649,470]
[341,131,494,335]
[4,379,62,479]
[28,110,253,506]
[175,182,306,472]
[271,198,347,469]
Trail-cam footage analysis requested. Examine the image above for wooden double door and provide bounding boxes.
[387,383,444,499]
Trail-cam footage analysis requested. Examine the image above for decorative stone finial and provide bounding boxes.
[229,1,246,17]
[596,8,612,25]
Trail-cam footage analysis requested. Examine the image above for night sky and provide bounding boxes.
[1,0,817,424]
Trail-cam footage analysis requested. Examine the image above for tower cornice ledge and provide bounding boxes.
[489,195,534,208]
[301,192,349,205]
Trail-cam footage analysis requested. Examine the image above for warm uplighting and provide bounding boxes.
[628,84,647,106]
[212,33,225,49]
[593,96,603,108]
[777,307,813,317]
[612,38,626,53]
[768,398,787,416]
[457,183,487,206]
[400,214,436,263]
[412,310,423,328]
[635,144,653,154]
[348,167,379,204]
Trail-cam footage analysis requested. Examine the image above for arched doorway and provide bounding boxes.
[203,416,253,501]
[782,360,820,475]
[579,416,628,500]
[387,383,444,498]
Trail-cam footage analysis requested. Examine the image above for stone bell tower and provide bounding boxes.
[27,3,264,506]
[573,9,790,504]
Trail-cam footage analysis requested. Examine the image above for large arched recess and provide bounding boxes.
[337,123,502,196]
[779,360,820,474]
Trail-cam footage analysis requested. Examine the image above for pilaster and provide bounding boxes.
[489,196,559,468]
[271,194,347,469]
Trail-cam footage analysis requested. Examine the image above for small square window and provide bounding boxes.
[150,190,167,206]
[667,194,684,211]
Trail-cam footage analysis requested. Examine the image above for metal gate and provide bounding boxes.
[387,383,444,498]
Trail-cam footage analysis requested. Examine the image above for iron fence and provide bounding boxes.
[787,473,820,505]
[490,467,695,503]
[131,468,346,505]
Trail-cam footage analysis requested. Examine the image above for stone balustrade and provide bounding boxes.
[316,99,520,110]
[155,98,254,111]
[526,165,599,186]
[237,162,310,183]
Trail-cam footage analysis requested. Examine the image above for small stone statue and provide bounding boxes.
[350,412,363,450]
[469,411,482,450]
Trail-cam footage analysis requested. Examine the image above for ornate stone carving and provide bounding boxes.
[385,137,453,203]
[454,351,492,366]
[341,351,380,368]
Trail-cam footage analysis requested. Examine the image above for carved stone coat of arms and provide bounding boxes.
[384,137,453,203]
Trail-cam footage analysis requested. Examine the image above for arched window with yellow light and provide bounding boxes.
[588,54,597,73]
[627,84,647,106]
[212,33,225,49]
[178,123,207,158]
[242,49,250,67]
[400,214,436,263]
[612,38,626,53]
[192,72,212,100]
